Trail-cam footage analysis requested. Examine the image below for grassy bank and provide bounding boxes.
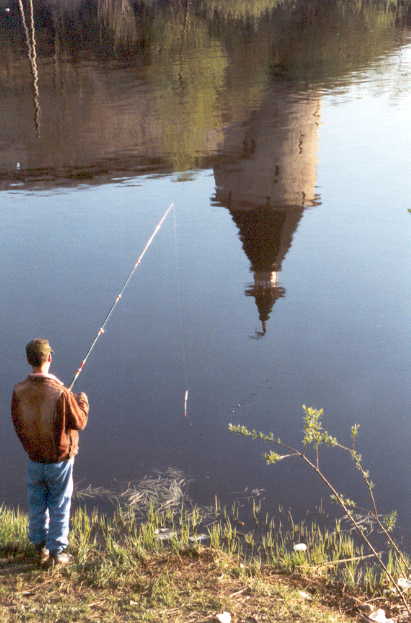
[0,502,408,622]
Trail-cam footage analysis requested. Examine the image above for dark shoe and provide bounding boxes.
[50,551,73,566]
[35,543,50,565]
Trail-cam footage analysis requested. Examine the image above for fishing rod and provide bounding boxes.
[68,202,175,392]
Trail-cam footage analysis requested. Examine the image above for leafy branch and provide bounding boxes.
[228,405,410,615]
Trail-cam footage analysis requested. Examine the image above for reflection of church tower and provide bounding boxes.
[213,84,320,335]
[231,207,300,334]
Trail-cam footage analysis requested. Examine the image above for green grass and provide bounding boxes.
[0,501,408,622]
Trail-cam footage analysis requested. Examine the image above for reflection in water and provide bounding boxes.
[17,0,41,136]
[148,7,227,173]
[1,0,409,335]
[233,209,289,337]
[203,0,284,20]
[214,88,320,335]
[0,0,409,331]
[0,0,410,188]
[1,0,410,526]
[97,0,140,50]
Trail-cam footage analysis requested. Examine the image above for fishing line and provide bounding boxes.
[172,207,190,418]
[69,202,175,391]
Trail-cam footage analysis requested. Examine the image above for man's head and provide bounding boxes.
[25,338,53,368]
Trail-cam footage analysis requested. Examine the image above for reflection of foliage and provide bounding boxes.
[202,0,282,20]
[145,10,227,171]
[97,0,140,50]
[1,0,411,175]
[272,0,410,85]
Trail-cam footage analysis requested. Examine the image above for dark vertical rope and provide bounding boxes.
[17,0,41,136]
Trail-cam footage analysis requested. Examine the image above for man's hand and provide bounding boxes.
[75,392,89,406]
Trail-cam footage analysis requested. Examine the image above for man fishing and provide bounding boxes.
[11,338,89,565]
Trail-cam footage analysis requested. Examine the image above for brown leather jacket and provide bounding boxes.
[11,374,89,463]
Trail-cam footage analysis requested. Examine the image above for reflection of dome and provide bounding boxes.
[230,205,302,335]
[231,207,290,272]
[246,275,285,336]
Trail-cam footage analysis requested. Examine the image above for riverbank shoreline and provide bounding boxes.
[1,503,408,622]
[0,546,354,622]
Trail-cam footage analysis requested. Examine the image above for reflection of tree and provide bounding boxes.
[96,0,140,50]
[0,0,410,184]
[145,10,227,172]
[269,0,409,86]
[202,0,282,21]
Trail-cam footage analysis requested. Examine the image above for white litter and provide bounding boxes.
[397,577,411,590]
[154,528,176,541]
[298,591,312,600]
[293,543,307,552]
[188,534,209,543]
[215,612,231,623]
[369,608,396,623]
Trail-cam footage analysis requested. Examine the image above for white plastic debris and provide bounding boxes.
[215,613,231,623]
[397,577,411,590]
[298,590,312,600]
[369,608,396,623]
[293,543,307,552]
[16,162,21,170]
[188,534,209,543]
[5,8,11,13]
[154,528,176,541]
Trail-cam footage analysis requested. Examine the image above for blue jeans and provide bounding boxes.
[26,458,74,554]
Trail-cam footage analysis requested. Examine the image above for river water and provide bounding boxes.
[1,0,410,541]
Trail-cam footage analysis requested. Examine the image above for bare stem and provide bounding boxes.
[293,448,410,615]
[362,465,410,577]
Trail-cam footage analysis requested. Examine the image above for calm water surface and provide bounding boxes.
[1,0,410,542]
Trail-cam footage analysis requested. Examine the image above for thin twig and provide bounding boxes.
[299,451,411,616]
[313,552,383,568]
[16,577,56,595]
[229,586,248,597]
[256,431,411,616]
